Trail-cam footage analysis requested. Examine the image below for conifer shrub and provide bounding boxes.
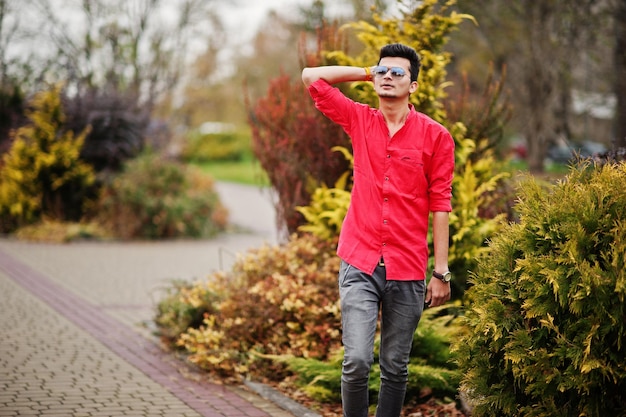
[0,85,95,233]
[296,170,352,241]
[96,153,227,239]
[447,146,510,296]
[454,162,626,417]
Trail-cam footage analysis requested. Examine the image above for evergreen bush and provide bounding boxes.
[296,170,352,241]
[447,147,510,295]
[0,85,95,233]
[454,162,626,417]
[96,153,227,239]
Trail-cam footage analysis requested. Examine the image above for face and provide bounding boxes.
[373,57,418,99]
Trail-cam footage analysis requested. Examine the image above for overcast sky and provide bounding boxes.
[221,0,307,43]
[220,0,352,46]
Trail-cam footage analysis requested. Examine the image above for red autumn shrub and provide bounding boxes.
[247,75,350,235]
[247,24,352,235]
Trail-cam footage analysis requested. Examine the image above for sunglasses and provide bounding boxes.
[372,66,408,79]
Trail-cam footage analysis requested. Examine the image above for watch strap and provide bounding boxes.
[432,270,451,282]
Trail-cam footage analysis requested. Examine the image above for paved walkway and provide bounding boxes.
[0,183,319,417]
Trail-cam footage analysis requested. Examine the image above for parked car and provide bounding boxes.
[547,140,607,164]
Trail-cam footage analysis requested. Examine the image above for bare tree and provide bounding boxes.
[456,0,606,172]
[0,0,48,88]
[0,0,29,151]
[615,0,626,148]
[0,0,18,84]
[21,0,223,111]
[0,0,224,169]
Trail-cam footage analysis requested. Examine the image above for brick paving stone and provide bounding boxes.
[0,249,303,416]
[0,183,315,417]
[0,272,205,417]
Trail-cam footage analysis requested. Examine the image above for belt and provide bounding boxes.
[378,257,385,267]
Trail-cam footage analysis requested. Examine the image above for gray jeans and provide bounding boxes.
[339,260,425,417]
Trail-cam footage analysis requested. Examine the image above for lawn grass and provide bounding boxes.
[504,159,572,184]
[195,157,568,187]
[193,158,270,186]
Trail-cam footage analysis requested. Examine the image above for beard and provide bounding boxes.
[378,90,405,99]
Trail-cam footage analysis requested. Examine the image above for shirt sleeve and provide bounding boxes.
[307,79,359,132]
[428,128,455,212]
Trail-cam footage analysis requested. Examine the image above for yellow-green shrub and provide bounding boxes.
[296,172,351,241]
[0,85,95,233]
[455,162,626,417]
[447,143,510,295]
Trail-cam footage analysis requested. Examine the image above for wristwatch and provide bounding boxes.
[432,270,452,283]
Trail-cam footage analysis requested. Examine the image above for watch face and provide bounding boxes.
[433,271,451,282]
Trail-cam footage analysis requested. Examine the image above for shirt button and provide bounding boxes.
[384,197,388,202]
[384,176,389,181]
[383,219,388,224]
[382,242,387,246]
[387,154,391,158]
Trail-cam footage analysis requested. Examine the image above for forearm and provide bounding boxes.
[432,211,450,273]
[301,66,370,87]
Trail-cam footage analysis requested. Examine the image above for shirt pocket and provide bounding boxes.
[393,149,428,199]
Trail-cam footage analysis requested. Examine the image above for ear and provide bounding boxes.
[409,81,418,94]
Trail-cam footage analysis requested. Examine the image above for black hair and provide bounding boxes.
[378,43,421,82]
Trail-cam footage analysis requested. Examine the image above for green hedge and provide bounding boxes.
[181,130,250,162]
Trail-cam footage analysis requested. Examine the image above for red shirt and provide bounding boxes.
[308,79,455,281]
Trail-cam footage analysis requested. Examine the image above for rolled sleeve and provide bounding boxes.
[308,80,356,129]
[428,131,455,212]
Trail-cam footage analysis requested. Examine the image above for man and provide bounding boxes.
[301,43,455,417]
